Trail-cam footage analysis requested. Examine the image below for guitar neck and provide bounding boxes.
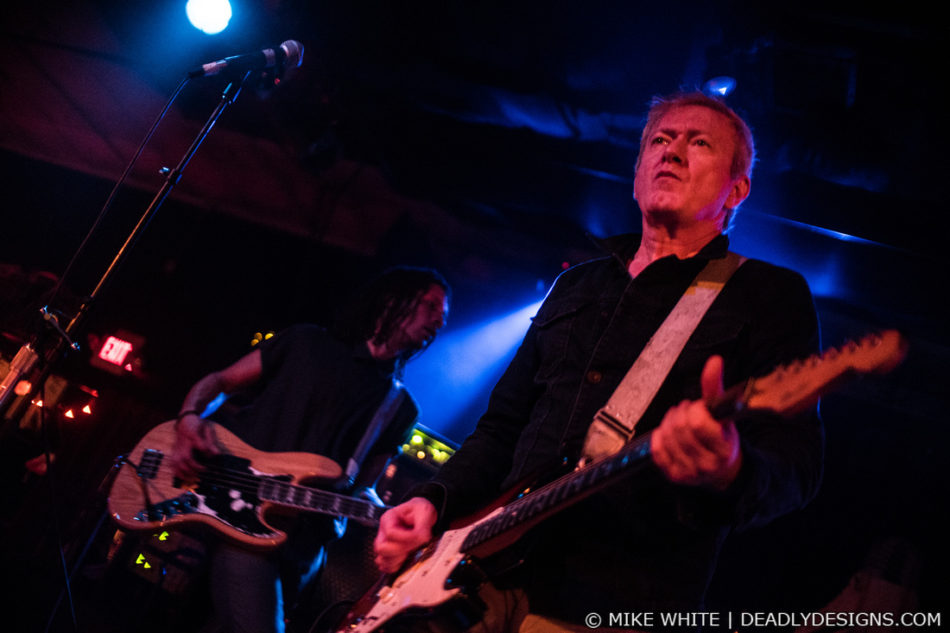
[456,379,750,556]
[459,330,908,558]
[460,432,655,556]
[258,478,388,525]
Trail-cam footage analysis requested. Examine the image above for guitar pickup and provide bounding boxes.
[136,448,162,480]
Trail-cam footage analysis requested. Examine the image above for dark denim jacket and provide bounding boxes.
[419,233,823,618]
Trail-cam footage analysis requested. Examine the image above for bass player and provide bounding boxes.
[171,266,450,633]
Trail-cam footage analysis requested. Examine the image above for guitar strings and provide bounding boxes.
[163,462,377,515]
[464,432,654,550]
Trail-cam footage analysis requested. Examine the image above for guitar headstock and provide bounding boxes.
[742,330,908,417]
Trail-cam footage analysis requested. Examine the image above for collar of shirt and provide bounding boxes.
[587,232,731,269]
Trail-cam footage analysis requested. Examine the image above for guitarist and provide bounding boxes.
[170,266,450,633]
[373,93,824,631]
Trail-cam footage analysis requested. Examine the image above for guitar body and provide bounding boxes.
[108,421,343,549]
[341,511,501,633]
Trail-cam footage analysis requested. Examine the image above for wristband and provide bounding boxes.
[175,409,202,429]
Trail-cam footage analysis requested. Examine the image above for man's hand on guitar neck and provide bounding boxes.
[374,497,438,574]
[170,413,220,480]
[650,355,743,491]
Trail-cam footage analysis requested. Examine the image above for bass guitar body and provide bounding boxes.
[108,421,343,549]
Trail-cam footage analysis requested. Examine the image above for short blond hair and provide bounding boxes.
[635,92,755,229]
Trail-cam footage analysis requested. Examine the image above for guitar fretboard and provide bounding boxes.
[258,478,388,524]
[460,434,654,553]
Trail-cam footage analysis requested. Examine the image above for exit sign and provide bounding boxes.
[98,336,134,366]
[90,330,144,376]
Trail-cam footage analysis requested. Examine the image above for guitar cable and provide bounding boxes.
[43,453,157,632]
[119,453,161,522]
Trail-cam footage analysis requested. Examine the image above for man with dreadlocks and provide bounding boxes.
[170,266,450,633]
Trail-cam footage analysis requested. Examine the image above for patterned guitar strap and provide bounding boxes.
[579,252,746,466]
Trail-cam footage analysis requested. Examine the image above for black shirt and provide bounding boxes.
[422,233,823,620]
[221,324,418,471]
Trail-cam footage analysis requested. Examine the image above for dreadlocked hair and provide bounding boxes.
[331,266,450,373]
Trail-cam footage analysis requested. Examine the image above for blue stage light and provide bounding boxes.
[186,0,232,35]
[403,299,544,441]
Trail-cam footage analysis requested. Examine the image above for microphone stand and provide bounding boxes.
[0,71,252,422]
[0,70,253,633]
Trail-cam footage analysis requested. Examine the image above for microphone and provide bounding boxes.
[188,40,304,79]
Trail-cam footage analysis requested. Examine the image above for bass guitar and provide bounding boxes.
[108,421,388,549]
[337,330,908,632]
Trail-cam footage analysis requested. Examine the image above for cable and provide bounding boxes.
[43,77,191,317]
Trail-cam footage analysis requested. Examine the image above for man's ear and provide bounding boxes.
[725,175,751,209]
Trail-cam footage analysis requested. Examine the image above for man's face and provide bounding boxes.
[633,105,749,228]
[392,284,448,353]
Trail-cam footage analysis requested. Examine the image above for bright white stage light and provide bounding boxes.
[186,0,232,35]
[703,76,736,97]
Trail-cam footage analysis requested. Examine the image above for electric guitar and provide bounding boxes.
[108,421,388,549]
[337,330,908,633]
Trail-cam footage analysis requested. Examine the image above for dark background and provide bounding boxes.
[1,1,945,631]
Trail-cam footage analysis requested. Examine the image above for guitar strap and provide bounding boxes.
[344,379,406,486]
[580,252,746,465]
